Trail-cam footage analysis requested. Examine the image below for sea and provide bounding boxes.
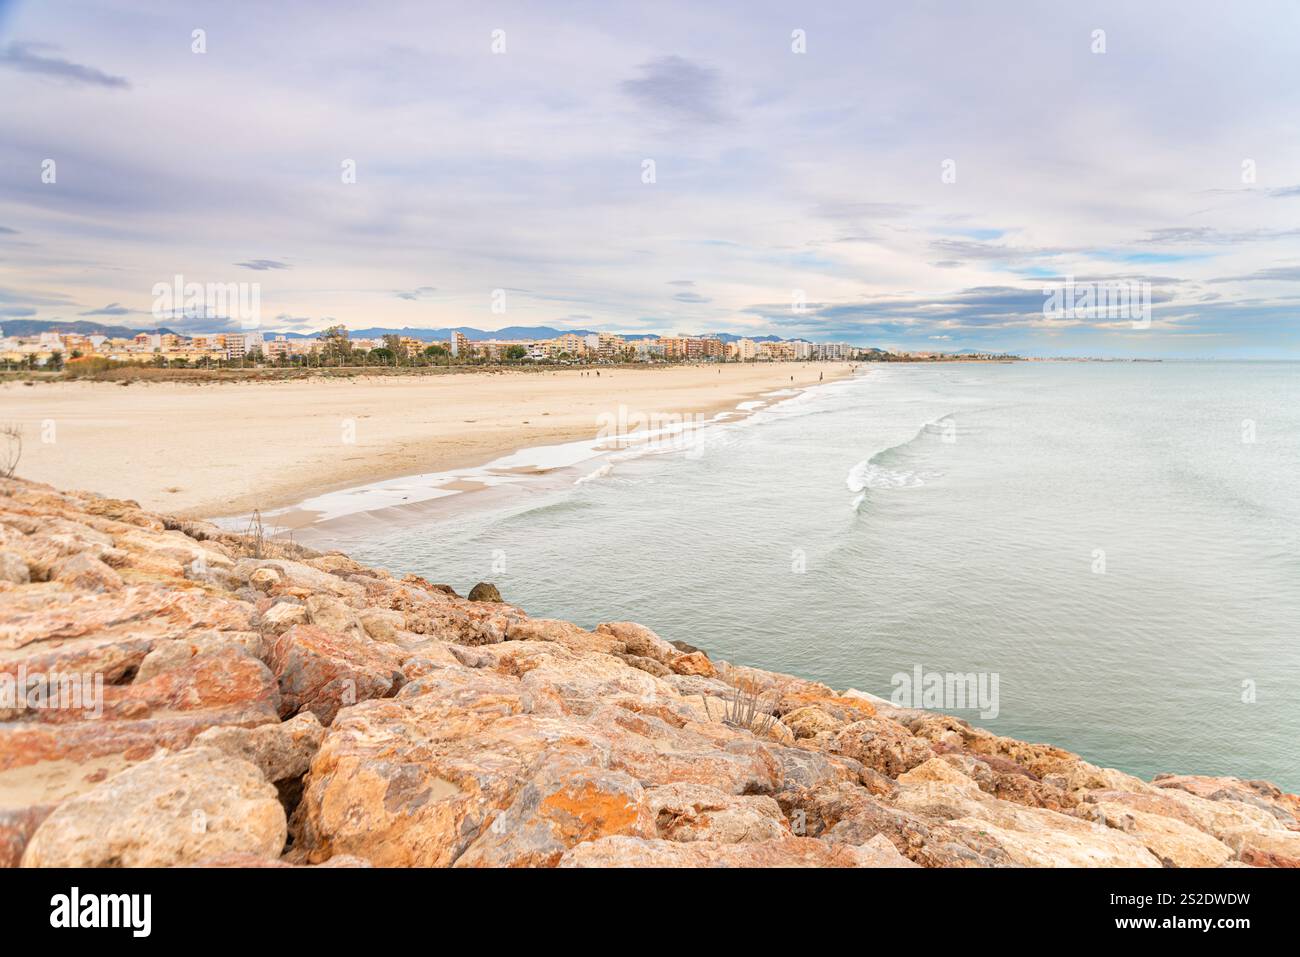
[310,361,1300,790]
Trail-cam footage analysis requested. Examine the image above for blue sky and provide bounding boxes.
[1,0,1298,357]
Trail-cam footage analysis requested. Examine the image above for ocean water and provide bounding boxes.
[332,362,1300,790]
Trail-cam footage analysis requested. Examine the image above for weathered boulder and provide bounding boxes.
[259,601,308,635]
[134,630,265,682]
[53,553,124,592]
[1088,801,1234,867]
[670,651,717,678]
[595,621,678,663]
[0,550,30,584]
[267,623,404,724]
[358,606,404,642]
[194,712,324,784]
[646,783,788,843]
[303,594,365,639]
[1153,774,1300,826]
[21,747,286,867]
[456,765,655,867]
[835,717,934,777]
[467,582,503,603]
[293,666,582,866]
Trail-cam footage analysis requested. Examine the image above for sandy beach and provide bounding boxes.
[1,362,852,519]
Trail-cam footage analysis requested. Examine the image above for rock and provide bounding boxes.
[456,765,655,867]
[235,558,365,600]
[467,582,502,603]
[0,805,54,867]
[1089,801,1234,867]
[1240,847,1300,868]
[134,631,265,682]
[292,668,589,867]
[303,594,364,638]
[0,550,31,584]
[670,651,716,678]
[646,783,789,843]
[595,622,678,663]
[21,747,286,867]
[194,852,372,868]
[249,567,282,591]
[507,618,617,654]
[835,717,934,777]
[942,814,1163,867]
[1217,826,1300,862]
[784,706,845,740]
[1153,774,1300,826]
[1137,783,1286,841]
[267,624,404,724]
[194,712,325,784]
[260,601,308,635]
[779,690,877,724]
[358,606,404,642]
[669,639,705,656]
[613,651,672,677]
[558,834,915,867]
[599,708,783,795]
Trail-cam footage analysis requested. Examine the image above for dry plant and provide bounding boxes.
[245,508,266,560]
[0,424,21,479]
[701,669,784,736]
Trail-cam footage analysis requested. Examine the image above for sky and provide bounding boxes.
[1,0,1298,357]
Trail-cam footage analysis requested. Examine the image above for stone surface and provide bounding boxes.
[467,582,503,603]
[558,834,916,867]
[21,747,286,867]
[194,712,324,784]
[646,783,789,843]
[268,623,404,724]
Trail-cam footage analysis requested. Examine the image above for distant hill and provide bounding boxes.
[0,319,180,338]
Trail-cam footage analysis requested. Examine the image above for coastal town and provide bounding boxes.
[0,324,1016,370]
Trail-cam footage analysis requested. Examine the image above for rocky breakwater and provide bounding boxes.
[2,475,1298,868]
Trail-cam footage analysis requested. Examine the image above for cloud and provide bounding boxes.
[621,56,727,123]
[1209,265,1300,283]
[79,302,132,316]
[672,291,710,303]
[0,226,17,235]
[667,280,695,287]
[811,202,919,221]
[394,286,437,300]
[0,42,129,89]
[234,259,291,271]
[1138,227,1300,245]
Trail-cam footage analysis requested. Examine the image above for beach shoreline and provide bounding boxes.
[2,361,854,520]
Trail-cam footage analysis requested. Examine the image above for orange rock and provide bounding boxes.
[268,623,404,724]
[670,651,716,678]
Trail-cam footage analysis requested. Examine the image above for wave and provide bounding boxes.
[845,413,954,495]
[574,462,615,485]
